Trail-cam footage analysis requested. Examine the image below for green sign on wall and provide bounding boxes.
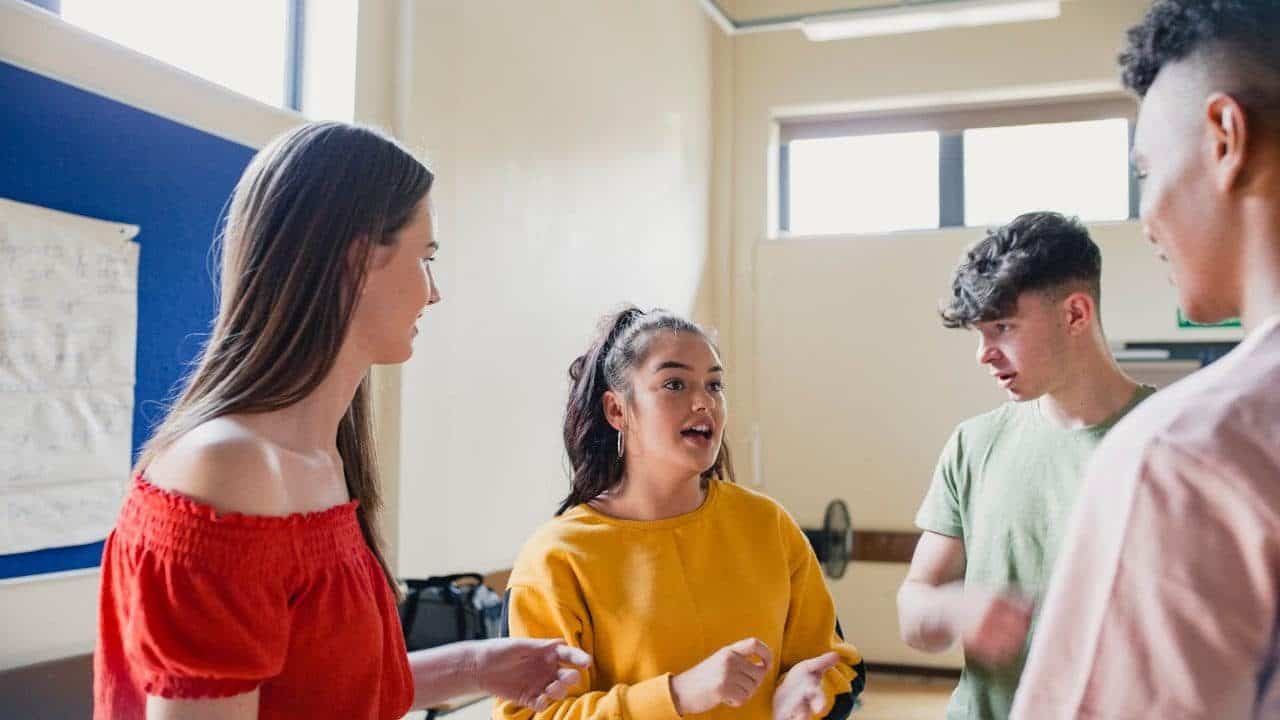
[1177,308,1242,328]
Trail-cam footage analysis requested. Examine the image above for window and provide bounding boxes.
[779,97,1138,236]
[300,0,359,122]
[61,0,291,108]
[963,118,1131,227]
[786,131,940,235]
[43,0,357,119]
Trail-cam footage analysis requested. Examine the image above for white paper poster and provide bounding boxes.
[0,197,139,555]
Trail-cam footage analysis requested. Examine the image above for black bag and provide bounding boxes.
[399,573,488,651]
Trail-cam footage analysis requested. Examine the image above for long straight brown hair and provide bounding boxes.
[134,122,433,593]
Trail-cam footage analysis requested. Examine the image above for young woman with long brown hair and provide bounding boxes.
[93,122,588,720]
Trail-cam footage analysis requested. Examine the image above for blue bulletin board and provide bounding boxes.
[0,60,258,579]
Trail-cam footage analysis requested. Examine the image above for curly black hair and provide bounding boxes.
[1120,0,1280,102]
[940,212,1101,329]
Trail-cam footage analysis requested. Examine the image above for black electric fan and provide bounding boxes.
[803,499,853,579]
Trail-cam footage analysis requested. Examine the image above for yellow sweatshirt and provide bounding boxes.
[494,480,863,720]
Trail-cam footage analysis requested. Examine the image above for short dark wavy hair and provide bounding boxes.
[1119,0,1280,111]
[940,212,1101,329]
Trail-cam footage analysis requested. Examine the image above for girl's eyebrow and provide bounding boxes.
[653,361,723,373]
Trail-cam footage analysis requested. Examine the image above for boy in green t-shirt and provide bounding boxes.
[897,211,1154,720]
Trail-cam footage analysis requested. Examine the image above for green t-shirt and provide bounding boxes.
[915,386,1156,720]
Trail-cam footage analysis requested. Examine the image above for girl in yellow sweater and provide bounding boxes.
[496,308,864,720]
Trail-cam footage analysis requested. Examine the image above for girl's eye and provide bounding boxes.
[664,379,685,391]
[708,381,724,393]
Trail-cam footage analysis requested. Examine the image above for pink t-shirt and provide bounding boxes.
[1011,314,1280,719]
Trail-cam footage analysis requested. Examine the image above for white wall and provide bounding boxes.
[712,0,1246,667]
[395,0,716,579]
[391,6,715,717]
[0,0,306,670]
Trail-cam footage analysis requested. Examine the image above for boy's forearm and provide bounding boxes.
[897,580,963,652]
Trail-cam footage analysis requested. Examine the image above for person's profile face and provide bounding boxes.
[972,292,1068,402]
[349,198,439,365]
[1133,62,1242,324]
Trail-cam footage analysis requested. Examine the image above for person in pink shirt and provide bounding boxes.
[1011,1,1280,718]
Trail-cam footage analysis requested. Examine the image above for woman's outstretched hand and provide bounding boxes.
[475,638,593,711]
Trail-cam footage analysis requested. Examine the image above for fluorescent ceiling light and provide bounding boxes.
[801,0,1061,41]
